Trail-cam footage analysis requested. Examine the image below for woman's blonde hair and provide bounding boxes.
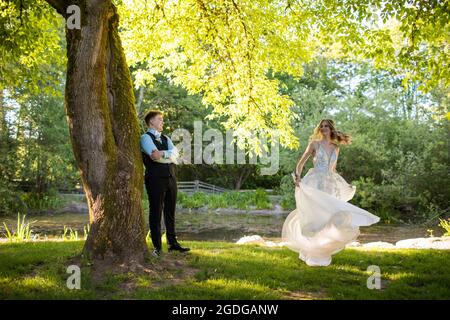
[309,119,352,145]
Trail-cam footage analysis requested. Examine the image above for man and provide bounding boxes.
[141,110,190,257]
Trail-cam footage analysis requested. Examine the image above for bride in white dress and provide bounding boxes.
[282,119,380,266]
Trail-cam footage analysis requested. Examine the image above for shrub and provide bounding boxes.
[0,181,26,216]
[253,188,272,209]
[20,190,64,213]
[279,174,295,210]
[176,190,272,210]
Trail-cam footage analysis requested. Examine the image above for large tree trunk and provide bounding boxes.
[46,0,147,263]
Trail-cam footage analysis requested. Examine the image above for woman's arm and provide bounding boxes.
[294,141,315,185]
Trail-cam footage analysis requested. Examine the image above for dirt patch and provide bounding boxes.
[284,290,328,300]
[85,252,199,295]
[141,254,199,288]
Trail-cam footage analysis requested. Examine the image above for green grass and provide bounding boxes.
[0,240,449,300]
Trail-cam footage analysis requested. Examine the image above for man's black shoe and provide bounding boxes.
[152,248,162,257]
[168,243,190,252]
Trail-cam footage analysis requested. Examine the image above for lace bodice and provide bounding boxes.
[313,141,337,172]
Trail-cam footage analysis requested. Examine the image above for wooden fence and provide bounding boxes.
[177,180,229,194]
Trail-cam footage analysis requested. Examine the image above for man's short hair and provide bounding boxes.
[144,110,163,126]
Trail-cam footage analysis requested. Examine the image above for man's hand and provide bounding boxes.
[151,150,164,160]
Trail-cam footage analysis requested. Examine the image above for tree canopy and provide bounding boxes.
[118,0,449,149]
[2,0,448,150]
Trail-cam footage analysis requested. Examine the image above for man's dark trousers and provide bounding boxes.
[145,175,177,250]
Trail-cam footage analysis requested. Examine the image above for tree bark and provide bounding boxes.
[234,166,252,190]
[46,0,147,263]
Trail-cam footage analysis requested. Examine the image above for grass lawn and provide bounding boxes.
[0,240,449,300]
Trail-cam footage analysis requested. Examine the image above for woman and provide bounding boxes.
[282,119,380,266]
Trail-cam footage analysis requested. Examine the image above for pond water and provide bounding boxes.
[0,211,444,244]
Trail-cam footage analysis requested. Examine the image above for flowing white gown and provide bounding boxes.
[282,142,380,266]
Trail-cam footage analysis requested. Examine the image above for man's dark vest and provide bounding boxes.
[142,132,176,178]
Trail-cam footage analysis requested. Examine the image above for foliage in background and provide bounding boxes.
[177,189,272,210]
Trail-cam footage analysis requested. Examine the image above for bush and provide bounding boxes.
[179,192,208,209]
[279,174,295,210]
[20,190,64,213]
[253,188,272,209]
[176,189,272,210]
[0,181,26,216]
[206,194,228,209]
[350,177,437,223]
